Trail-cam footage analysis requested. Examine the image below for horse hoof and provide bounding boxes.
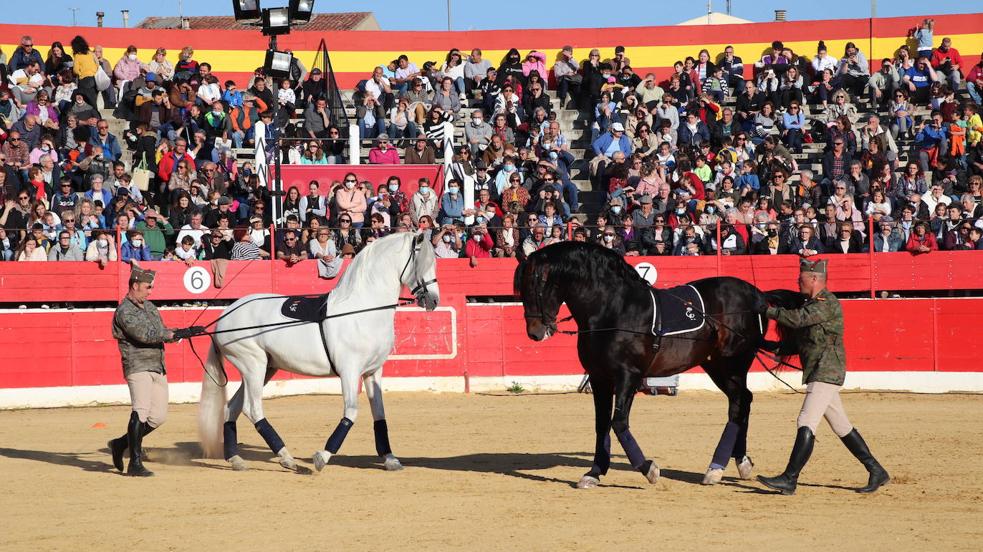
[702,468,724,485]
[229,455,248,471]
[277,450,297,471]
[383,455,404,472]
[577,475,600,489]
[737,456,754,480]
[312,450,332,472]
[645,462,661,484]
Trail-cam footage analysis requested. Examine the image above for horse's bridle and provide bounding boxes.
[400,239,438,305]
[522,264,559,334]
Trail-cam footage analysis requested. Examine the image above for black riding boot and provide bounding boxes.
[109,420,156,472]
[126,412,154,477]
[840,429,890,493]
[758,426,814,495]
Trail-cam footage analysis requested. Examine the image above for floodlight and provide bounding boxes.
[233,0,261,22]
[289,0,315,23]
[262,7,291,36]
[264,49,294,78]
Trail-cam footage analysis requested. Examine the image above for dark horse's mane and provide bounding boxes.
[516,241,649,293]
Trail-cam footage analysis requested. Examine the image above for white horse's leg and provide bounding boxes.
[363,369,402,471]
[224,383,249,471]
[314,370,360,473]
[241,366,296,471]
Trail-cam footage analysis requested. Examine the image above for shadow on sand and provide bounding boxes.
[0,444,716,487]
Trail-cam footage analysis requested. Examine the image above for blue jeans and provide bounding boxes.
[359,118,388,140]
[551,150,579,211]
[453,77,466,95]
[969,82,982,105]
[388,121,419,141]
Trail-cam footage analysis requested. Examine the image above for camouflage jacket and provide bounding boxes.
[112,297,170,377]
[766,288,846,386]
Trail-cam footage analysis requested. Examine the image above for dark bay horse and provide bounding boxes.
[515,241,788,488]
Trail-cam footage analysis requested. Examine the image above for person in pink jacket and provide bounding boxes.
[113,46,147,82]
[367,135,400,164]
[334,172,368,228]
[522,51,546,78]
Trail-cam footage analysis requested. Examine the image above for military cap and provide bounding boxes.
[800,259,827,275]
[129,266,156,285]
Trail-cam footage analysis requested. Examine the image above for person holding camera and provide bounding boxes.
[930,38,963,91]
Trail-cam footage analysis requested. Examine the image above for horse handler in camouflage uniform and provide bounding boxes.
[757,259,890,495]
[108,266,196,477]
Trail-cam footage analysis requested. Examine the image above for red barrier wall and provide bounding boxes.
[2,253,980,305]
[277,165,445,198]
[0,296,979,391]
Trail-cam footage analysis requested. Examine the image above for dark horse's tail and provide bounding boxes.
[757,289,808,370]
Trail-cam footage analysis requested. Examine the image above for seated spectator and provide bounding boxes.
[405,134,437,165]
[828,221,865,254]
[781,101,806,154]
[231,227,270,261]
[787,223,825,257]
[433,76,462,114]
[356,96,387,140]
[465,109,492,156]
[902,57,938,105]
[590,122,632,190]
[679,110,712,148]
[432,224,462,258]
[906,221,938,254]
[868,59,900,108]
[121,230,152,263]
[914,111,950,172]
[969,226,983,250]
[368,135,400,165]
[335,174,368,228]
[871,217,904,252]
[47,230,84,261]
[967,53,983,105]
[388,97,419,142]
[834,42,870,98]
[199,229,230,260]
[930,37,963,91]
[464,49,492,95]
[84,229,117,266]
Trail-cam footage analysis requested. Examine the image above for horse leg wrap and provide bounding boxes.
[615,428,647,471]
[254,418,285,455]
[373,420,393,457]
[325,417,354,454]
[223,421,239,461]
[591,433,611,476]
[711,421,740,470]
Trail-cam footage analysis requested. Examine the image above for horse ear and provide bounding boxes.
[414,232,426,247]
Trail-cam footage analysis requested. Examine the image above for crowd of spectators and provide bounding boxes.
[0,18,982,267]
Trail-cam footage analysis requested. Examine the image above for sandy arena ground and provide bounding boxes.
[1,390,981,551]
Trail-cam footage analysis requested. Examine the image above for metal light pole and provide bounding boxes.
[69,7,79,26]
[447,0,451,31]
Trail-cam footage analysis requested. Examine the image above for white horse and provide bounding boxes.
[198,232,439,472]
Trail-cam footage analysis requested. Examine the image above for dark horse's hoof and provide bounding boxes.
[577,475,600,489]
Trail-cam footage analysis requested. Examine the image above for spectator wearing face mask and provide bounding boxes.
[334,173,368,228]
[121,230,152,263]
[437,179,466,226]
[410,178,439,222]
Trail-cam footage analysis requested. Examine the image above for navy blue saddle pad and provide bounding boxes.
[280,294,330,323]
[652,285,706,336]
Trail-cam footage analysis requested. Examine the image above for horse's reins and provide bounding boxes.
[181,237,437,382]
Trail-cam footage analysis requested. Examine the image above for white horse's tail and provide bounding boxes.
[198,341,227,459]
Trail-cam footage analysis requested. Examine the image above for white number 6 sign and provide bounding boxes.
[183,266,210,295]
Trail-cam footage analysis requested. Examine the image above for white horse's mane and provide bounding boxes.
[330,232,414,305]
